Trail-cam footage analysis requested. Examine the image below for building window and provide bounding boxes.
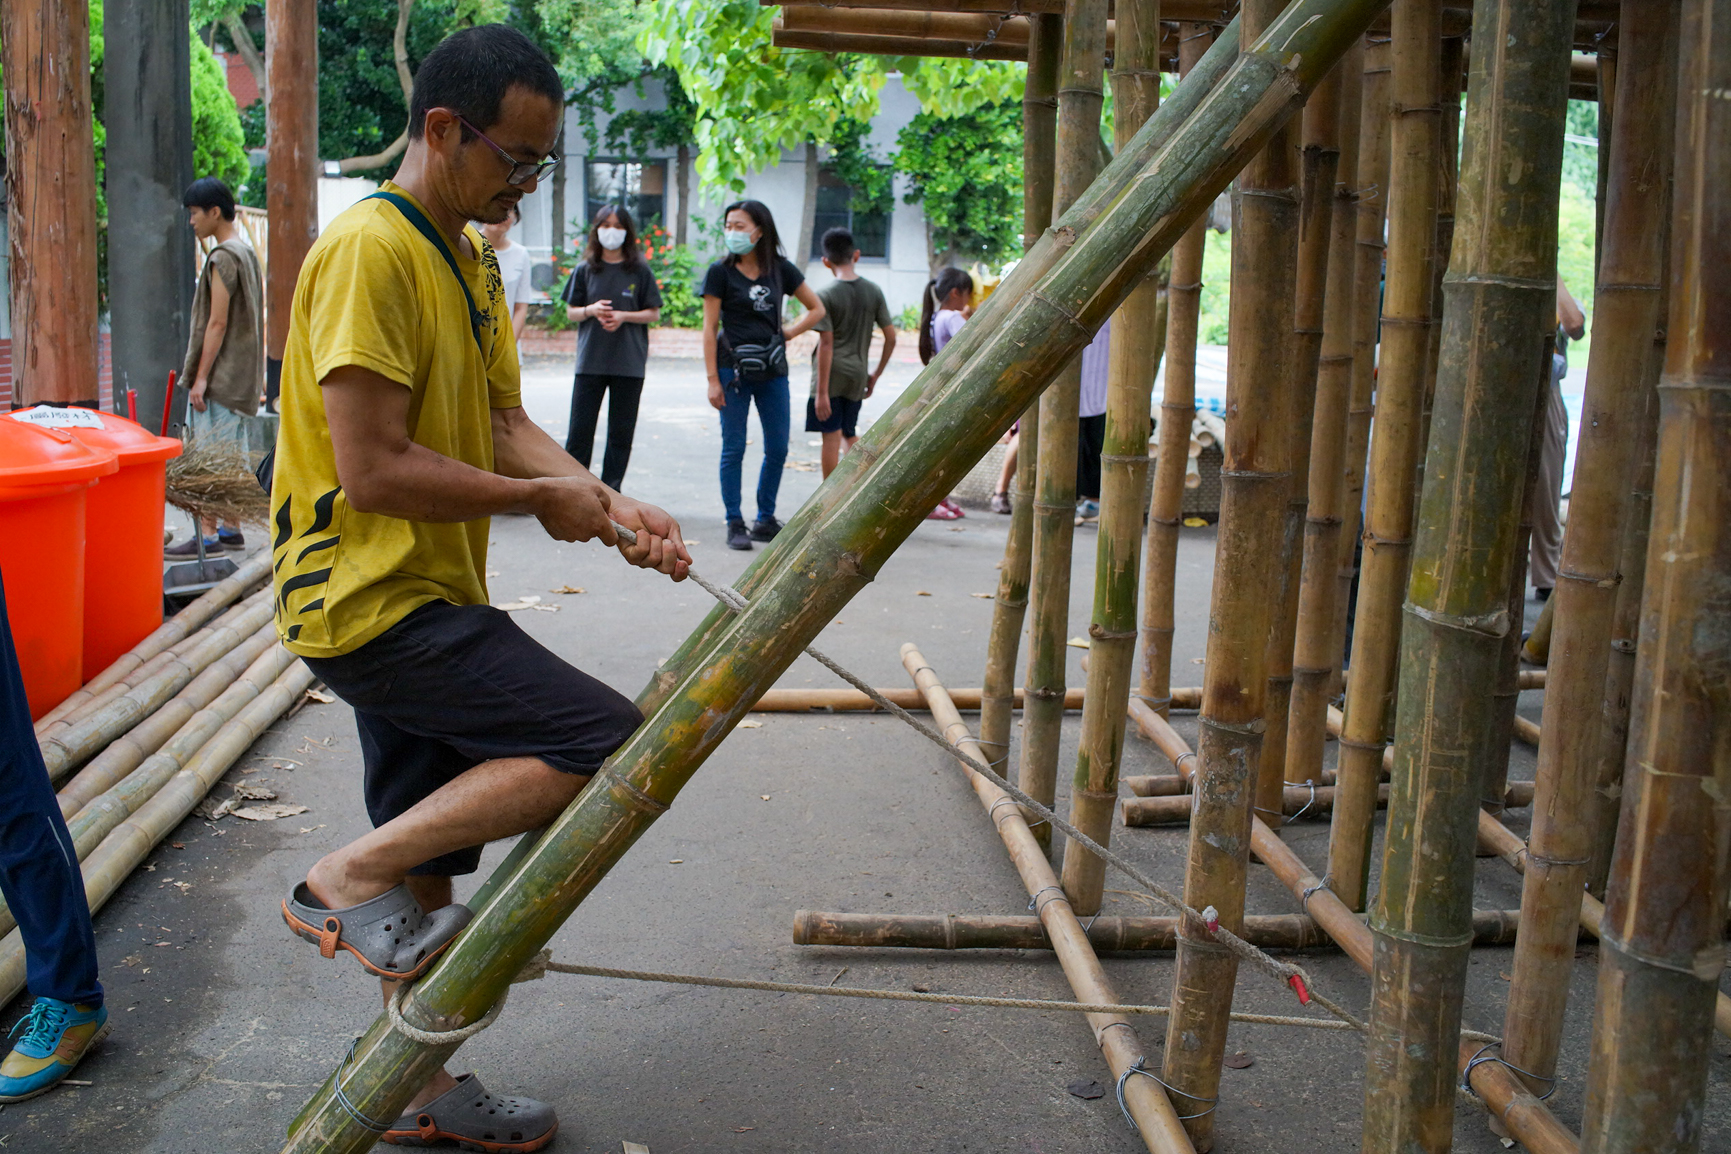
[810,166,890,260]
[584,159,667,231]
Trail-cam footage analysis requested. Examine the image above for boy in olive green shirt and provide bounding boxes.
[807,227,896,477]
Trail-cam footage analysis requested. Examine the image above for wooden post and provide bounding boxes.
[1580,0,1729,1144]
[1060,0,1162,914]
[979,13,1062,775]
[1363,0,1577,1145]
[1,0,101,406]
[1325,0,1442,913]
[266,0,320,402]
[1017,0,1108,857]
[1284,44,1362,790]
[1161,1,1298,1144]
[1137,22,1213,724]
[1503,2,1679,1090]
[1330,37,1393,697]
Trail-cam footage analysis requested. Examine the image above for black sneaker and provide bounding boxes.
[749,516,783,542]
[727,519,753,551]
[164,535,220,561]
[217,529,246,551]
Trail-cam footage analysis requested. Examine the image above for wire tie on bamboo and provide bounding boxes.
[1287,780,1319,822]
[333,1040,395,1134]
[1460,1042,1555,1102]
[1131,692,1172,709]
[1027,884,1071,916]
[1404,600,1510,639]
[1116,1059,1218,1130]
[1300,876,1332,909]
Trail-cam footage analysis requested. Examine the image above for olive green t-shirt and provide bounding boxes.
[809,276,893,402]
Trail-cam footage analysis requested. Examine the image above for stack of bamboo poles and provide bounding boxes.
[8,558,314,1006]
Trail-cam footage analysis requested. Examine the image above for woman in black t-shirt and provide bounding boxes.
[561,204,663,490]
[700,199,826,551]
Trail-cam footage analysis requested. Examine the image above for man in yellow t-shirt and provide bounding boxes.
[270,26,688,1149]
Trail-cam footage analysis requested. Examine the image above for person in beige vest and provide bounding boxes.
[166,177,265,560]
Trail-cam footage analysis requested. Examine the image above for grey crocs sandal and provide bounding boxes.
[281,882,472,981]
[380,1073,559,1152]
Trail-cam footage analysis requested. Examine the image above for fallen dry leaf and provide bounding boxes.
[1067,1079,1106,1100]
[194,796,237,821]
[551,585,586,595]
[122,955,141,968]
[1223,1052,1255,1070]
[231,803,311,822]
[738,720,763,729]
[496,599,560,612]
[915,590,932,596]
[299,825,326,835]
[760,795,772,801]
[172,882,192,893]
[304,686,336,704]
[170,842,185,850]
[231,782,277,801]
[1066,637,1091,649]
[970,592,994,599]
[668,859,684,865]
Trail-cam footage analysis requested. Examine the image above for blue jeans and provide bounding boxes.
[0,570,102,1007]
[717,367,789,524]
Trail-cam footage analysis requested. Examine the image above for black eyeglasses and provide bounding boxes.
[456,114,561,187]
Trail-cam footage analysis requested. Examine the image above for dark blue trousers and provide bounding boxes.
[0,569,102,1007]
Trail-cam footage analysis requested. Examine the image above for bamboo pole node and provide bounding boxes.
[1404,601,1509,637]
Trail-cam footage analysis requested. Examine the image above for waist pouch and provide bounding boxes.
[731,335,788,381]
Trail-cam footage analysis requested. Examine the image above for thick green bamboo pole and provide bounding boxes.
[1503,0,1678,1091]
[1330,37,1393,698]
[1136,21,1213,724]
[641,22,1243,721]
[1326,0,1442,914]
[1017,0,1108,858]
[1410,37,1464,525]
[1159,2,1299,1145]
[1060,0,1161,914]
[1284,44,1361,792]
[979,12,1062,776]
[1580,1,1728,1143]
[1253,58,1334,829]
[281,7,1402,1148]
[1363,0,1577,1145]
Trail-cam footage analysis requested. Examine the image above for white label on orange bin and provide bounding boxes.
[8,406,106,430]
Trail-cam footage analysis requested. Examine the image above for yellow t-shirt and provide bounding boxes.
[270,182,520,658]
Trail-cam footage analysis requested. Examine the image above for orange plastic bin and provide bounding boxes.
[0,415,117,718]
[63,412,183,678]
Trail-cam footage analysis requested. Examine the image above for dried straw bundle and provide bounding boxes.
[164,437,270,526]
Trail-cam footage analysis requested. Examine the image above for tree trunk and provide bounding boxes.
[800,140,819,266]
[675,142,691,247]
[266,0,319,386]
[551,123,568,253]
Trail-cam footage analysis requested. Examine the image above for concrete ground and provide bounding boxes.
[16,355,1729,1152]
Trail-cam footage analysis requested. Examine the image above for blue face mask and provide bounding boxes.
[723,228,756,256]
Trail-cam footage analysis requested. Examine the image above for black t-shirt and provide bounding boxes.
[561,260,664,377]
[700,257,806,350]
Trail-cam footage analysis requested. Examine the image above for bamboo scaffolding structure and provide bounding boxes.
[0,659,313,1008]
[1123,779,1536,824]
[1580,2,1730,1139]
[1017,0,1108,858]
[1160,0,1298,1141]
[905,647,1194,1150]
[639,19,1243,724]
[55,622,280,816]
[1325,0,1442,913]
[979,13,1062,776]
[1126,770,1533,805]
[1363,0,1576,1143]
[1285,42,1362,790]
[1502,0,1679,1093]
[752,685,1086,712]
[37,596,277,783]
[1329,38,1393,698]
[281,7,1409,1146]
[1061,0,1163,915]
[793,907,1524,952]
[1410,36,1464,534]
[1136,22,1213,726]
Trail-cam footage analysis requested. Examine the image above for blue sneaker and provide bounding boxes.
[0,997,109,1102]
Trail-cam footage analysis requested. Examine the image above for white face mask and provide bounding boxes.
[597,227,626,251]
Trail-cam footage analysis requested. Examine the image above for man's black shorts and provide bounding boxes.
[804,395,862,438]
[302,600,643,876]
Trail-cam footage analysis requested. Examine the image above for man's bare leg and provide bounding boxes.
[820,430,844,478]
[994,435,1018,496]
[384,876,462,1111]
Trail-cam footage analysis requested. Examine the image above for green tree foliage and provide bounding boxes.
[312,0,467,178]
[895,100,1023,265]
[825,116,892,219]
[189,33,250,189]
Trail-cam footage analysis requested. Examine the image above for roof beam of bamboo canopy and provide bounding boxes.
[771,18,1182,64]
[279,2,1410,1147]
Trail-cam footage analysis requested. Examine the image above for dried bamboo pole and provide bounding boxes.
[903,647,1194,1150]
[33,551,271,731]
[1584,380,1660,896]
[1060,0,1163,914]
[793,908,1524,952]
[55,623,280,816]
[37,596,277,782]
[641,20,1243,722]
[1124,779,1536,824]
[753,685,1086,713]
[1581,1,1730,1138]
[1325,0,1442,913]
[1017,0,1109,858]
[281,6,1404,1144]
[1127,770,1533,804]
[1520,592,1556,664]
[1503,0,1679,1092]
[1159,0,1300,1141]
[1329,37,1393,698]
[0,659,314,1007]
[980,12,1062,776]
[1137,21,1214,726]
[1363,0,1576,1143]
[1409,36,1465,522]
[1285,44,1362,791]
